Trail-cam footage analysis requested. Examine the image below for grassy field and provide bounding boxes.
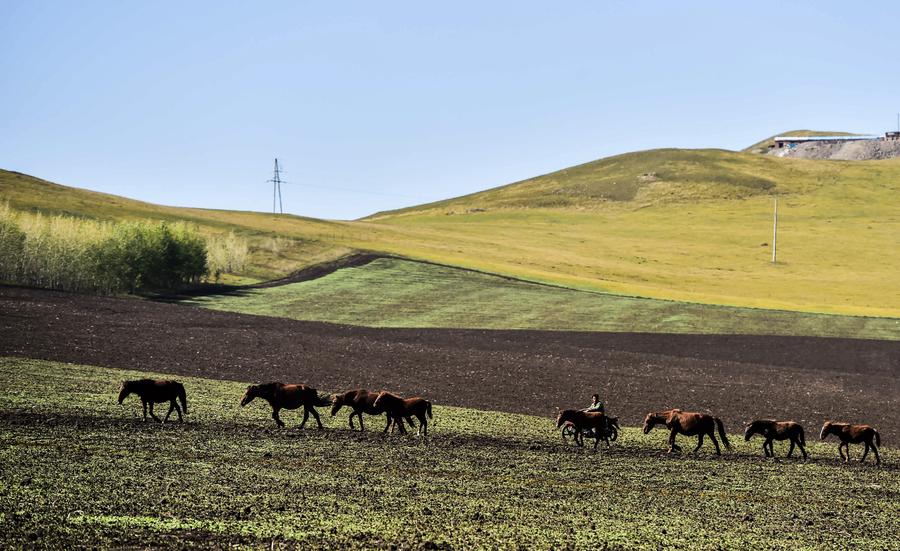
[4,141,900,318]
[1,357,898,549]
[188,257,900,340]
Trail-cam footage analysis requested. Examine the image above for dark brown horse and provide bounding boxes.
[820,421,881,465]
[331,389,412,432]
[744,419,807,459]
[372,392,432,436]
[643,409,731,455]
[556,409,616,450]
[240,382,331,429]
[118,379,187,423]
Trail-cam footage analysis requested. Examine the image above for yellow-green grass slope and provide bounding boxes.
[4,136,900,317]
[190,257,899,340]
[2,357,898,549]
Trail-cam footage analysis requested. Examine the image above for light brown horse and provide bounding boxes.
[643,409,731,455]
[372,392,432,436]
[118,379,187,423]
[744,419,807,459]
[240,382,331,429]
[331,389,412,432]
[556,409,617,450]
[820,421,881,465]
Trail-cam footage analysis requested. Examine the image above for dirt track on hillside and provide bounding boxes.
[2,285,898,440]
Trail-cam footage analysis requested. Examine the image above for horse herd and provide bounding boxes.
[117,378,884,465]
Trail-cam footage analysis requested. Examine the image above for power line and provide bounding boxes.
[279,179,433,201]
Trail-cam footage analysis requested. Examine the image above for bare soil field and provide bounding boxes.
[2,285,898,440]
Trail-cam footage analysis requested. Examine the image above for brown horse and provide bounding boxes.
[372,392,432,436]
[240,382,331,429]
[820,422,881,465]
[744,419,807,459]
[643,409,731,455]
[118,379,188,423]
[331,389,412,432]
[556,409,616,450]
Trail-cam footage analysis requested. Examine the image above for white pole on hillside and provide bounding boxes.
[771,197,778,264]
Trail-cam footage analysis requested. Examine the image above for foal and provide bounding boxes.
[118,379,188,423]
[372,392,432,436]
[643,409,731,455]
[744,419,807,459]
[240,382,331,429]
[331,389,411,432]
[820,421,881,465]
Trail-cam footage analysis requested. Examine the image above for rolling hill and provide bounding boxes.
[3,133,900,323]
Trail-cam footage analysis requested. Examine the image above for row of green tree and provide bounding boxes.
[0,205,248,294]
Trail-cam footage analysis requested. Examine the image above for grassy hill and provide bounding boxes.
[188,257,899,340]
[3,358,898,549]
[4,137,900,319]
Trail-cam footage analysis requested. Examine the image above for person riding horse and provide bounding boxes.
[582,393,607,436]
[585,394,605,414]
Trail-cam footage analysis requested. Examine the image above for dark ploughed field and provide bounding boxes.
[1,285,898,440]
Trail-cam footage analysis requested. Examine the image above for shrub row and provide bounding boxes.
[0,205,248,294]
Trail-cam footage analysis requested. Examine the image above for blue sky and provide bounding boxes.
[2,1,899,219]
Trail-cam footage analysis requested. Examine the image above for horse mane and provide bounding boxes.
[376,391,402,404]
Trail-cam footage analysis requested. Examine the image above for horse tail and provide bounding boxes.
[315,392,332,408]
[715,417,731,449]
[178,384,188,414]
[426,400,433,419]
[874,429,881,447]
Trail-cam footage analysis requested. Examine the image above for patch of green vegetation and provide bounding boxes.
[1,357,898,549]
[188,258,899,340]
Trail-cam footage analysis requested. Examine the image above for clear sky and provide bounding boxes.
[2,1,899,220]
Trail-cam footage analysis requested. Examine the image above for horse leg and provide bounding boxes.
[797,439,808,460]
[148,402,161,423]
[709,431,721,456]
[309,407,323,430]
[142,400,148,422]
[174,400,183,423]
[416,413,427,437]
[383,414,392,433]
[668,428,680,453]
[872,441,881,466]
[861,442,870,463]
[299,407,310,429]
[395,414,407,435]
[348,411,356,430]
[358,412,365,432]
[786,439,795,458]
[272,408,285,428]
[163,401,175,424]
[694,433,705,454]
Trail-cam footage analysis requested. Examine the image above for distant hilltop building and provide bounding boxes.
[773,132,898,149]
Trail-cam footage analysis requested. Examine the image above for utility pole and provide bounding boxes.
[267,158,284,214]
[771,196,778,264]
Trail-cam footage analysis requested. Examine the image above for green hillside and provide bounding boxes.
[4,137,900,318]
[188,257,899,339]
